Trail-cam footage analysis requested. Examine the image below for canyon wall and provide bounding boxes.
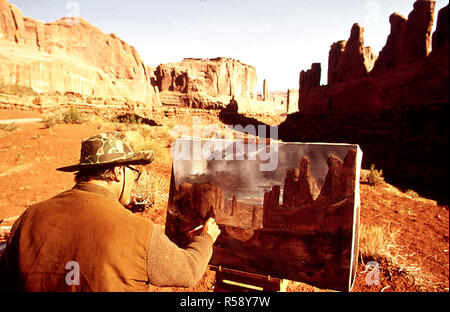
[0,0,283,114]
[0,0,160,109]
[299,0,448,112]
[284,1,449,203]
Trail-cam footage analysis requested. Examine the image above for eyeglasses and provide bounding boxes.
[125,165,142,182]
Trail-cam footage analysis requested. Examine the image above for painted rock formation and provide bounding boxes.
[263,150,357,229]
[0,0,160,107]
[173,182,224,222]
[317,149,357,201]
[282,157,320,208]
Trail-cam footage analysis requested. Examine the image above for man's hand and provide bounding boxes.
[202,218,221,243]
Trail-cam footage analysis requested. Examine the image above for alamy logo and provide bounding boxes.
[364,261,380,286]
[170,117,279,171]
[65,261,80,286]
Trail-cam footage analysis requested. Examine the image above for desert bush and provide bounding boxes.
[42,107,86,128]
[42,113,61,128]
[0,84,38,96]
[111,114,142,124]
[364,164,384,186]
[62,107,85,124]
[0,122,20,132]
[133,170,170,208]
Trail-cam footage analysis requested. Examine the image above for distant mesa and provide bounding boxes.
[156,57,257,110]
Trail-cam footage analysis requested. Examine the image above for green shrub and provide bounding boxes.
[42,107,86,128]
[368,164,384,186]
[111,114,143,125]
[62,107,85,124]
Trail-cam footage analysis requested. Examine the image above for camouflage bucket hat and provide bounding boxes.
[56,132,154,172]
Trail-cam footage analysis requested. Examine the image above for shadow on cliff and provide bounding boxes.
[277,104,449,205]
[217,98,272,136]
[218,98,448,205]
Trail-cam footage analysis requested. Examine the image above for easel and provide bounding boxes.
[210,265,287,292]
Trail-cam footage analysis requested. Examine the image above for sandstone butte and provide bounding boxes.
[298,0,449,112]
[0,0,263,113]
[155,57,268,111]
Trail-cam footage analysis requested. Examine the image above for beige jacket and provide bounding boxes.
[0,183,213,291]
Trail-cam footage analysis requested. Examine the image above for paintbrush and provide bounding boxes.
[182,225,204,234]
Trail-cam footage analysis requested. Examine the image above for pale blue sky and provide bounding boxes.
[10,0,449,91]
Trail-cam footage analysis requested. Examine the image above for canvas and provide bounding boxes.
[165,137,362,291]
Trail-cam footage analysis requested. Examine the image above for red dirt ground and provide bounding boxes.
[1,109,448,292]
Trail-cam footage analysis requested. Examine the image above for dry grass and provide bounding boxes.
[124,128,172,165]
[359,223,444,291]
[42,107,87,128]
[359,223,399,261]
[131,169,170,224]
[0,122,20,132]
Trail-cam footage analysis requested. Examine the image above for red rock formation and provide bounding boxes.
[371,13,407,73]
[328,41,347,85]
[343,149,357,198]
[431,4,449,53]
[0,0,160,107]
[297,0,448,113]
[299,63,322,111]
[300,63,321,89]
[400,0,435,64]
[327,24,377,85]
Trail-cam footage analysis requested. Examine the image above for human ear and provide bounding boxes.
[113,165,124,182]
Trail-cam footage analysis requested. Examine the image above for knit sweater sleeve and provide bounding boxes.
[146,224,213,287]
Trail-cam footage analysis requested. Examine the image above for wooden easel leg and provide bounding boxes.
[212,266,287,292]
